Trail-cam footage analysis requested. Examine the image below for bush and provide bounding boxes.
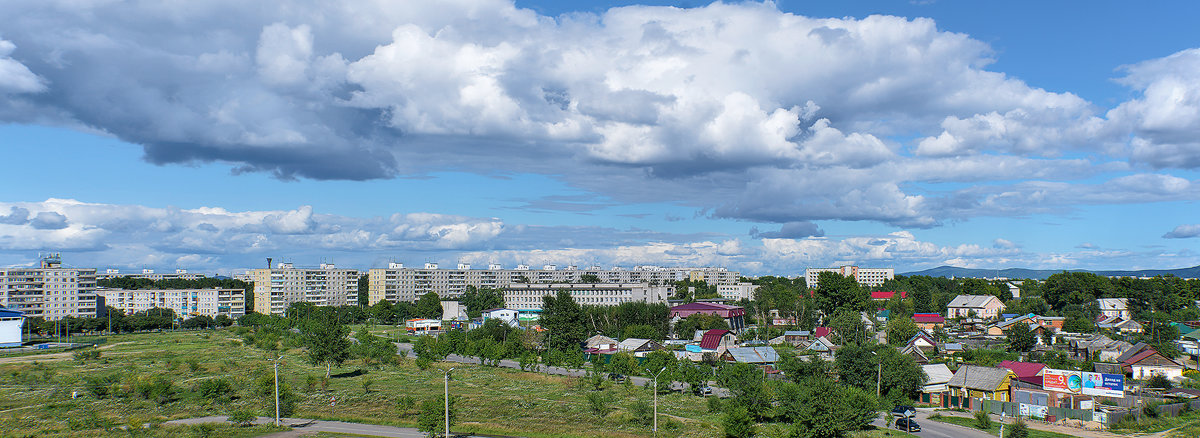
[722,406,756,438]
[396,395,416,416]
[362,377,374,394]
[707,396,722,413]
[84,374,119,399]
[193,378,233,401]
[586,391,611,417]
[974,410,993,429]
[1147,374,1173,389]
[629,399,653,426]
[1005,418,1029,438]
[135,375,177,403]
[1143,402,1161,418]
[73,348,101,361]
[187,358,203,373]
[227,409,256,427]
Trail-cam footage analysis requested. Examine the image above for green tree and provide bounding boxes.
[813,272,869,315]
[299,307,352,377]
[460,286,505,318]
[580,274,601,283]
[721,406,756,438]
[358,274,369,307]
[886,316,918,346]
[828,308,867,345]
[415,292,444,319]
[779,376,878,437]
[417,396,457,437]
[718,363,769,418]
[354,327,398,368]
[1005,323,1037,352]
[540,289,586,351]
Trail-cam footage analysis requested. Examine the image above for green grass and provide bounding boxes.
[1111,409,1200,434]
[929,414,1076,438]
[0,329,729,437]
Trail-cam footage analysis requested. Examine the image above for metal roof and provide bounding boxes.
[948,365,1013,391]
[724,346,779,364]
[947,295,1000,309]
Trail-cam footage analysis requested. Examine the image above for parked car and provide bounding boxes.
[891,405,916,417]
[608,373,626,383]
[697,385,714,396]
[894,417,921,432]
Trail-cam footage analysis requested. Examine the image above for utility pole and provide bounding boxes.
[650,366,666,436]
[445,367,455,438]
[871,351,881,397]
[269,356,283,426]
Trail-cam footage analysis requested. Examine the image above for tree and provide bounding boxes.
[721,406,755,438]
[1005,323,1037,352]
[540,290,586,351]
[579,274,601,283]
[718,363,769,418]
[415,292,444,320]
[836,344,925,401]
[459,286,505,318]
[828,308,867,345]
[778,351,830,383]
[887,316,919,346]
[299,307,352,377]
[357,274,369,307]
[778,376,878,438]
[354,327,397,368]
[813,272,869,315]
[1062,317,1095,333]
[417,396,457,437]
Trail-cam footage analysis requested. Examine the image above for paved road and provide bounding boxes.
[395,343,730,397]
[870,409,996,438]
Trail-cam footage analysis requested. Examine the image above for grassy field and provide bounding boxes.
[0,328,926,437]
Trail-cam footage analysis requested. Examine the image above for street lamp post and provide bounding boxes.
[871,351,881,398]
[445,367,455,438]
[649,367,667,436]
[269,356,283,426]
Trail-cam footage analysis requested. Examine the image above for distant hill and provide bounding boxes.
[899,265,1200,280]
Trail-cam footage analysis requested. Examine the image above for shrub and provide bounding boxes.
[974,410,993,429]
[1005,418,1029,438]
[1147,374,1173,389]
[629,399,653,426]
[227,409,256,427]
[1143,402,1161,418]
[135,376,177,403]
[396,395,416,416]
[362,377,374,394]
[586,391,611,417]
[187,358,203,373]
[722,406,755,438]
[707,396,723,413]
[73,348,101,361]
[193,378,233,401]
[84,374,119,399]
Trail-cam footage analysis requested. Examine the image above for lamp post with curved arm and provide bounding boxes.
[648,366,667,435]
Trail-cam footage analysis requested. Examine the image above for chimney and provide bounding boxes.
[267,257,273,269]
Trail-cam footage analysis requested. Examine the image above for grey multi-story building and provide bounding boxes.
[249,263,358,315]
[0,254,98,320]
[368,263,737,304]
[97,288,245,318]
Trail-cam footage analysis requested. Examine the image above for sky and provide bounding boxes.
[1,0,1198,276]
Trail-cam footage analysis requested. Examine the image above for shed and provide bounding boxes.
[0,307,24,347]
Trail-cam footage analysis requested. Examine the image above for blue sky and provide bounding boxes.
[0,1,1198,275]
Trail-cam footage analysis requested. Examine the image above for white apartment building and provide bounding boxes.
[717,283,759,301]
[501,283,673,310]
[805,266,895,288]
[0,254,98,320]
[368,263,738,304]
[98,288,245,318]
[250,263,359,315]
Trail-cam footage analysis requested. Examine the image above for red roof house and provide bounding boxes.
[997,360,1047,379]
[700,329,736,350]
[671,302,746,330]
[912,313,946,330]
[871,291,908,300]
[814,326,831,338]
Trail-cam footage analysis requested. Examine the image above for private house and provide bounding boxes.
[996,361,1046,380]
[912,313,946,331]
[1072,334,1133,361]
[1114,319,1144,334]
[900,344,931,364]
[722,346,780,365]
[870,291,907,300]
[669,303,746,331]
[905,332,938,355]
[482,308,519,327]
[947,295,1006,320]
[783,330,810,345]
[803,336,836,358]
[0,307,24,347]
[1038,316,1065,331]
[947,365,1017,407]
[699,329,737,352]
[1177,328,1200,357]
[584,334,618,353]
[617,338,662,357]
[989,314,1037,336]
[941,343,964,355]
[1097,298,1131,320]
[919,363,954,406]
[1122,349,1184,380]
[813,326,833,339]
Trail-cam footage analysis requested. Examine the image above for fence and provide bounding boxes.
[979,399,1095,422]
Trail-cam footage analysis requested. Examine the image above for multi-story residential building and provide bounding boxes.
[0,254,98,320]
[368,263,737,304]
[500,283,673,310]
[97,268,207,281]
[97,288,245,318]
[1097,298,1130,320]
[716,283,759,301]
[249,263,358,315]
[805,266,895,288]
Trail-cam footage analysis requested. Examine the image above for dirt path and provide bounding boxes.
[0,341,132,364]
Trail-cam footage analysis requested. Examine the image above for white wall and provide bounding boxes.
[0,318,23,347]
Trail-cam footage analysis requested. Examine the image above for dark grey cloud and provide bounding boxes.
[0,207,29,225]
[1163,224,1200,239]
[749,221,825,239]
[30,211,68,229]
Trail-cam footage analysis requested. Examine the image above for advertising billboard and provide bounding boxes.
[1043,369,1124,397]
[1081,372,1124,397]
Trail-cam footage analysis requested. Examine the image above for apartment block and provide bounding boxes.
[0,254,98,320]
[805,266,894,288]
[98,288,245,318]
[368,263,737,304]
[98,268,207,281]
[250,263,359,315]
[717,283,759,301]
[501,283,673,310]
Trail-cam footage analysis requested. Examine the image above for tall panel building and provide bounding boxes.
[250,263,358,315]
[368,263,738,304]
[501,283,673,310]
[97,288,245,318]
[805,266,894,288]
[0,254,98,320]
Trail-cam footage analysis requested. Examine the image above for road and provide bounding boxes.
[870,409,995,438]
